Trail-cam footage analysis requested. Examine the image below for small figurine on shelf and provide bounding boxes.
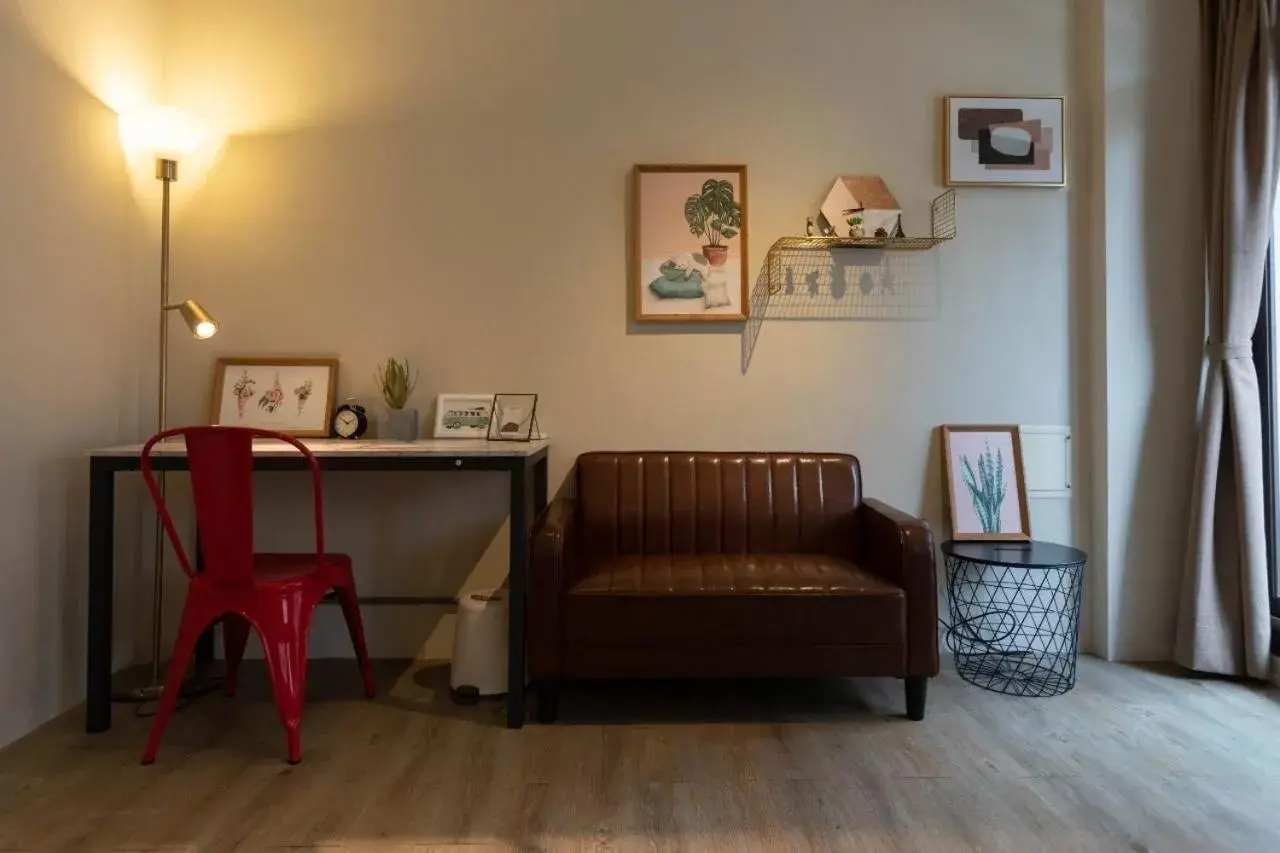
[846,214,865,239]
[805,217,816,237]
[820,218,837,237]
[874,227,889,240]
[891,214,906,239]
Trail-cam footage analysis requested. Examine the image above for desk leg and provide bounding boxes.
[507,461,529,729]
[86,460,115,733]
[533,455,548,516]
[194,531,215,668]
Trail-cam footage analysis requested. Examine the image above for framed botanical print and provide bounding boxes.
[632,164,749,322]
[944,96,1066,187]
[210,357,338,437]
[941,425,1032,541]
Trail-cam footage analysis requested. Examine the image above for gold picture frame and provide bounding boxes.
[943,95,1066,188]
[632,163,749,323]
[210,357,339,437]
[941,424,1032,542]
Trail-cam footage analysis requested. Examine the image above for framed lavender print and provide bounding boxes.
[942,425,1031,541]
[210,357,338,437]
[944,96,1065,187]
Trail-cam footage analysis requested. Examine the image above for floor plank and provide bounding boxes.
[0,657,1277,852]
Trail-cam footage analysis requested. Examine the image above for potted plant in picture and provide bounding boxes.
[376,357,419,441]
[846,214,865,239]
[684,178,741,268]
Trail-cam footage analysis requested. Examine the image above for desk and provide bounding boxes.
[85,438,550,732]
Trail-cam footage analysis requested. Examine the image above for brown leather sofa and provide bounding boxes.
[527,452,938,722]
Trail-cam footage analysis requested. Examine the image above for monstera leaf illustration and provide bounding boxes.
[684,178,741,247]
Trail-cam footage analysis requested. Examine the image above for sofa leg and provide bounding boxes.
[536,680,559,724]
[905,677,927,721]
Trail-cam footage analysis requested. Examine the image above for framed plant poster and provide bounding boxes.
[942,425,1031,541]
[632,164,749,322]
[210,357,338,437]
[944,96,1065,187]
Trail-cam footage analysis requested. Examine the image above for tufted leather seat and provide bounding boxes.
[527,452,938,722]
[569,554,902,596]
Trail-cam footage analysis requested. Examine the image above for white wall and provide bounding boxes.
[0,0,1210,749]
[158,0,1085,659]
[1092,0,1204,660]
[0,1,159,748]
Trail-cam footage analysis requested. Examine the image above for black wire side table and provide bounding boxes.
[942,540,1086,697]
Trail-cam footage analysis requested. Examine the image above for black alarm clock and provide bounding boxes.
[331,403,368,439]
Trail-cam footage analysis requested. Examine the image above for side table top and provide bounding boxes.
[941,540,1087,568]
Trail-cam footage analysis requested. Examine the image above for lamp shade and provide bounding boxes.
[118,105,205,160]
[175,300,218,339]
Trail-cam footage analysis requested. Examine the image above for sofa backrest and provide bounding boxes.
[575,452,862,558]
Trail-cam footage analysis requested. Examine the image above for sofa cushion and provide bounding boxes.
[575,453,862,559]
[565,554,904,646]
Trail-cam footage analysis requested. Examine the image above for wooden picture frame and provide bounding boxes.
[943,95,1066,188]
[210,357,339,437]
[941,425,1032,541]
[632,164,749,322]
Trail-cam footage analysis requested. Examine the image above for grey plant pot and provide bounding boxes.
[384,407,419,441]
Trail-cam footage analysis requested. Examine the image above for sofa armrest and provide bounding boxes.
[857,498,939,677]
[528,498,578,678]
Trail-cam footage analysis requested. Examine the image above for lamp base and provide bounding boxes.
[110,660,224,704]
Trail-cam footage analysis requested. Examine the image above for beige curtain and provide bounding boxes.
[1177,0,1280,678]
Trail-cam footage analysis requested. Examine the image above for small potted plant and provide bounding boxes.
[846,214,865,239]
[376,357,419,441]
[684,178,742,268]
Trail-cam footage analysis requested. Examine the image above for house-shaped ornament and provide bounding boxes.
[819,175,903,239]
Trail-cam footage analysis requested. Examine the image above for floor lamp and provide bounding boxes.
[114,106,220,703]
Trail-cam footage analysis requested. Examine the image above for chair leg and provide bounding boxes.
[335,584,375,698]
[222,615,251,697]
[259,598,313,765]
[536,680,559,724]
[142,598,217,765]
[905,677,928,721]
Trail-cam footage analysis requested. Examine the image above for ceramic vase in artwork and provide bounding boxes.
[384,407,419,441]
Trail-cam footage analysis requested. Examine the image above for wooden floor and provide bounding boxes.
[0,656,1277,852]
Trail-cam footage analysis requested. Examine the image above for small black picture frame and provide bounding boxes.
[487,393,539,442]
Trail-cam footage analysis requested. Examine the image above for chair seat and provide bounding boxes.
[570,553,903,596]
[253,552,353,583]
[565,554,905,647]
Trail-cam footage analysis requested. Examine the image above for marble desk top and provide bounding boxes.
[90,437,551,459]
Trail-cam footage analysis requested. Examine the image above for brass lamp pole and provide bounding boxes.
[114,108,219,703]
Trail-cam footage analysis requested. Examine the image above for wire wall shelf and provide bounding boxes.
[740,190,956,374]
[764,189,955,295]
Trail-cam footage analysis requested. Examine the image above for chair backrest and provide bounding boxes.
[574,451,862,559]
[141,426,325,585]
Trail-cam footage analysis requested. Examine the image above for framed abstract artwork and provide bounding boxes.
[944,96,1065,187]
[210,357,338,437]
[487,393,539,442]
[941,425,1032,541]
[632,164,749,322]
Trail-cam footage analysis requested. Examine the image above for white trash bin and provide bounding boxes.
[450,589,508,702]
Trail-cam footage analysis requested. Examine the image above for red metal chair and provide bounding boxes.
[139,426,374,765]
